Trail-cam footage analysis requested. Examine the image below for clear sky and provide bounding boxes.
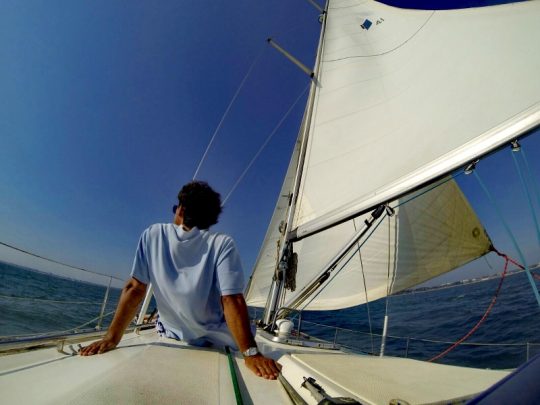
[0,0,538,289]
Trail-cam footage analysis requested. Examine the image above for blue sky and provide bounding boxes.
[1,0,538,288]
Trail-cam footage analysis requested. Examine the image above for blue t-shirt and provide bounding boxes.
[130,224,245,348]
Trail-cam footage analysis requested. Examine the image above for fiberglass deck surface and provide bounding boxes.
[282,352,510,405]
[0,330,287,405]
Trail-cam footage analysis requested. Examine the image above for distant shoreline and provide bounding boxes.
[398,265,540,296]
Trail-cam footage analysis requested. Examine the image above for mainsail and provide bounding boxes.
[246,0,540,310]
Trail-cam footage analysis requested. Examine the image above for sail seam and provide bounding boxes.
[323,11,435,62]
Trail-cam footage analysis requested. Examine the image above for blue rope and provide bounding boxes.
[473,171,540,308]
[511,151,540,247]
[521,147,540,212]
[518,147,540,244]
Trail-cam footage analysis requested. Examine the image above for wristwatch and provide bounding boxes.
[242,346,259,357]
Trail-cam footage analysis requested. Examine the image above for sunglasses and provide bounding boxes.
[172,204,179,214]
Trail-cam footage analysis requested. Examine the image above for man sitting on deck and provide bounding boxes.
[80,181,281,380]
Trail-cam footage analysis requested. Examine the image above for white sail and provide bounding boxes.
[283,179,491,310]
[247,0,540,310]
[248,176,492,310]
[293,0,540,239]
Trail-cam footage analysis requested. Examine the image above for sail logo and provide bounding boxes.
[361,19,372,30]
[361,18,385,31]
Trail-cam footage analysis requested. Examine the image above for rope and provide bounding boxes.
[520,147,540,225]
[222,84,309,205]
[428,249,516,363]
[0,241,122,281]
[192,46,265,180]
[353,217,375,355]
[511,150,540,247]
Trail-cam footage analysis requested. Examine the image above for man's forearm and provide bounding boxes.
[80,278,147,356]
[222,293,281,379]
[222,294,256,352]
[105,279,147,343]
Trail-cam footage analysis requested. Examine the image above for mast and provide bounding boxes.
[261,0,329,327]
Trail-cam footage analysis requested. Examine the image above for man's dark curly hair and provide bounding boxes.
[178,181,222,230]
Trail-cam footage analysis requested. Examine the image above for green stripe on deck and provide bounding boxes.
[225,346,244,405]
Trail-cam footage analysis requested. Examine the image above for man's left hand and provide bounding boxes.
[244,353,281,380]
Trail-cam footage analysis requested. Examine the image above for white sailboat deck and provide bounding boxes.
[0,329,288,404]
[280,352,509,404]
[1,328,510,405]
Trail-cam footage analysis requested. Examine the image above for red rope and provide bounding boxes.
[428,249,518,363]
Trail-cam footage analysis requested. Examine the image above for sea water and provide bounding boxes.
[1,261,538,369]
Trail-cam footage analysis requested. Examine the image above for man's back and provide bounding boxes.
[131,223,245,347]
[81,181,280,379]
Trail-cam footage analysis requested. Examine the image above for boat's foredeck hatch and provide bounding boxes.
[278,352,510,405]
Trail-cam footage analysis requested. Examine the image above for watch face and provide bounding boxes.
[244,347,258,356]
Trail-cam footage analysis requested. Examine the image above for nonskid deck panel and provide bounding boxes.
[0,329,288,405]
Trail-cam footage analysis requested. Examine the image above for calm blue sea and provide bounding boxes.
[1,260,538,369]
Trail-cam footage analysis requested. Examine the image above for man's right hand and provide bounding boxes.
[79,338,117,356]
[79,277,147,357]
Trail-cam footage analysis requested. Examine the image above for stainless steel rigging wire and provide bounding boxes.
[192,46,265,181]
[222,84,310,205]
